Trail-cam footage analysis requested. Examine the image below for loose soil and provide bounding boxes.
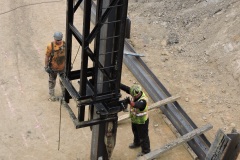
[0,0,239,160]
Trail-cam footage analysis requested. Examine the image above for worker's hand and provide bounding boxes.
[44,67,53,74]
[122,97,130,106]
[129,98,134,107]
[125,97,131,104]
[121,97,130,111]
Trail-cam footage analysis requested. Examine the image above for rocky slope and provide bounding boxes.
[127,0,240,141]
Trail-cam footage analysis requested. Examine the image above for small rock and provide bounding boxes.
[202,116,207,121]
[167,33,179,45]
[208,109,213,114]
[230,123,236,128]
[223,126,228,131]
[162,58,168,62]
[185,97,189,102]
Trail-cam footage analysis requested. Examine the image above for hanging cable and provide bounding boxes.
[0,0,63,16]
[58,98,63,151]
[71,45,81,69]
[58,45,80,149]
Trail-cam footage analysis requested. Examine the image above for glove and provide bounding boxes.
[44,67,53,74]
[125,97,131,104]
[122,97,130,105]
[121,97,130,110]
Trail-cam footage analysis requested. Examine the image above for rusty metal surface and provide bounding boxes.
[205,129,231,160]
[205,129,240,160]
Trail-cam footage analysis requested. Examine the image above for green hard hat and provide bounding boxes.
[130,84,142,97]
[53,31,63,40]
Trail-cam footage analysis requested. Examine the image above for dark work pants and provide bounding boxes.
[131,118,150,153]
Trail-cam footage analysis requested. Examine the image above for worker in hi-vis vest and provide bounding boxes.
[120,83,151,157]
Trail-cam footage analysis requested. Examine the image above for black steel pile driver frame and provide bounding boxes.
[59,0,128,159]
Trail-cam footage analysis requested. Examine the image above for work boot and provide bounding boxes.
[129,143,140,149]
[48,95,57,102]
[48,88,59,102]
[137,151,150,157]
[137,152,145,157]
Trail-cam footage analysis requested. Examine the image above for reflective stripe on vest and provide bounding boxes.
[136,112,147,117]
[130,109,147,116]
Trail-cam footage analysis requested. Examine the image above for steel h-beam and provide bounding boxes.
[63,0,128,159]
[79,0,91,121]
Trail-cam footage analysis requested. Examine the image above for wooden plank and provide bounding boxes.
[118,114,129,122]
[148,95,180,110]
[162,114,199,160]
[137,124,213,160]
[118,95,180,122]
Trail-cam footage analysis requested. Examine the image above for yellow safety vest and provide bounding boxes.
[130,92,148,124]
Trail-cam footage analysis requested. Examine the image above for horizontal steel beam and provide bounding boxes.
[63,102,117,129]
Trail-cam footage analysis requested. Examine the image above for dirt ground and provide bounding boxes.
[0,0,239,160]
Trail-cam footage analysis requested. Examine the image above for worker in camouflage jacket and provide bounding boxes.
[44,32,65,101]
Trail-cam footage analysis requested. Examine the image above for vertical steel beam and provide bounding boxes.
[91,0,128,159]
[79,0,92,121]
[114,0,128,96]
[91,1,110,159]
[65,0,74,103]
